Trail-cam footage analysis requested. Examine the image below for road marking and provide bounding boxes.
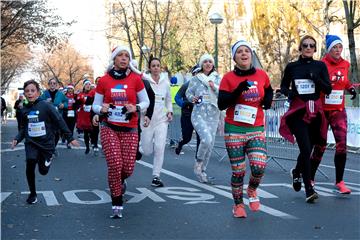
[1,192,12,203]
[137,160,297,219]
[1,145,87,153]
[215,185,278,198]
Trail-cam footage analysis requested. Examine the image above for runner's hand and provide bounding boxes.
[92,115,99,126]
[69,140,80,147]
[11,140,17,149]
[143,116,150,127]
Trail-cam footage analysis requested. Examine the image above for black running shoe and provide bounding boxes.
[175,145,182,155]
[26,193,38,204]
[136,151,142,160]
[85,148,90,154]
[290,168,302,192]
[306,190,319,203]
[151,177,164,187]
[110,206,123,219]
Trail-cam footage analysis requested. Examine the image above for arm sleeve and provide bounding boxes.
[318,63,332,95]
[280,65,292,97]
[144,80,155,119]
[48,104,74,143]
[165,84,173,113]
[175,83,187,108]
[218,90,238,111]
[137,89,150,110]
[15,109,26,142]
[92,93,104,114]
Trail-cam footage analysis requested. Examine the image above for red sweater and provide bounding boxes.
[321,54,352,111]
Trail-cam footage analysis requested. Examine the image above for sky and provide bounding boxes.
[47,0,109,78]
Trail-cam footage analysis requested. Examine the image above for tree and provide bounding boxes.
[1,45,32,93]
[34,41,93,89]
[343,0,359,92]
[1,0,72,92]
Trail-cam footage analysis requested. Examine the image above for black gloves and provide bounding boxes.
[121,106,133,121]
[233,80,251,95]
[349,87,357,100]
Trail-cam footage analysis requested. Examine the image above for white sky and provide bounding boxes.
[47,0,109,78]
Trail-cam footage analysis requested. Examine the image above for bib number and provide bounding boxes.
[155,94,165,106]
[83,105,91,112]
[202,94,210,104]
[234,104,257,125]
[295,79,315,94]
[67,110,75,117]
[325,90,343,105]
[108,106,129,123]
[28,121,46,137]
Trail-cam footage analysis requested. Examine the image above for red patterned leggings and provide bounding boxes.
[100,126,138,197]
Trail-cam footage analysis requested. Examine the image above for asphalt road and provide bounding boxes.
[1,119,359,240]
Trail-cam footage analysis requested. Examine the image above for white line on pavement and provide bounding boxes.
[137,160,297,220]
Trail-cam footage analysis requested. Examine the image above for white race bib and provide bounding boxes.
[28,121,46,137]
[234,104,257,125]
[67,110,75,117]
[155,94,165,106]
[295,79,315,94]
[108,106,129,123]
[325,90,343,105]
[83,105,91,112]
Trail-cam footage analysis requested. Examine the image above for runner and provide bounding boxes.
[63,84,77,149]
[218,39,273,218]
[279,35,332,203]
[76,79,98,155]
[11,80,79,204]
[139,57,173,187]
[92,46,149,218]
[185,53,221,183]
[174,64,201,156]
[310,34,357,194]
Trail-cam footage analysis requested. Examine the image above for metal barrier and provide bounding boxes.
[265,98,329,179]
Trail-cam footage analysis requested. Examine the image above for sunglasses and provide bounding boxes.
[302,43,316,49]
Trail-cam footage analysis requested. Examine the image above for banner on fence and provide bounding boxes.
[327,107,360,147]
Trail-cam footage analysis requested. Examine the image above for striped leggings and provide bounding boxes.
[224,131,267,205]
[100,126,138,198]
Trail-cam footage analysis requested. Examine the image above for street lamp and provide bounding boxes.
[141,45,150,70]
[209,12,223,69]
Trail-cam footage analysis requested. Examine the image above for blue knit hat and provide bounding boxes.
[326,34,343,52]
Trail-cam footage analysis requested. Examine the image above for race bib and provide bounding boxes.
[234,104,257,125]
[28,121,46,137]
[202,94,210,104]
[325,90,343,105]
[155,94,165,106]
[67,110,75,117]
[295,79,315,94]
[108,106,129,123]
[83,105,91,112]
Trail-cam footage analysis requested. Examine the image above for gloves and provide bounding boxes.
[121,106,133,121]
[233,80,250,95]
[349,87,357,100]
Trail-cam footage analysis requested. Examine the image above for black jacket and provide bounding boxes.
[15,98,74,158]
[281,56,332,101]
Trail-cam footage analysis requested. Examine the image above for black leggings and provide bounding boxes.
[26,157,50,195]
[178,113,200,155]
[84,128,99,149]
[288,111,321,194]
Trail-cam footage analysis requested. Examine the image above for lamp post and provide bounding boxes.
[209,13,223,69]
[141,45,150,70]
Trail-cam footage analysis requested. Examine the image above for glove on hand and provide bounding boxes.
[349,87,357,100]
[234,80,250,95]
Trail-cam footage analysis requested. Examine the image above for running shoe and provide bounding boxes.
[26,193,38,204]
[305,190,319,203]
[93,147,99,156]
[151,176,164,187]
[110,206,123,219]
[290,168,302,192]
[67,143,72,149]
[85,147,90,155]
[194,162,208,183]
[335,181,351,194]
[121,180,127,195]
[136,151,142,160]
[175,145,182,155]
[247,188,260,212]
[232,204,247,218]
